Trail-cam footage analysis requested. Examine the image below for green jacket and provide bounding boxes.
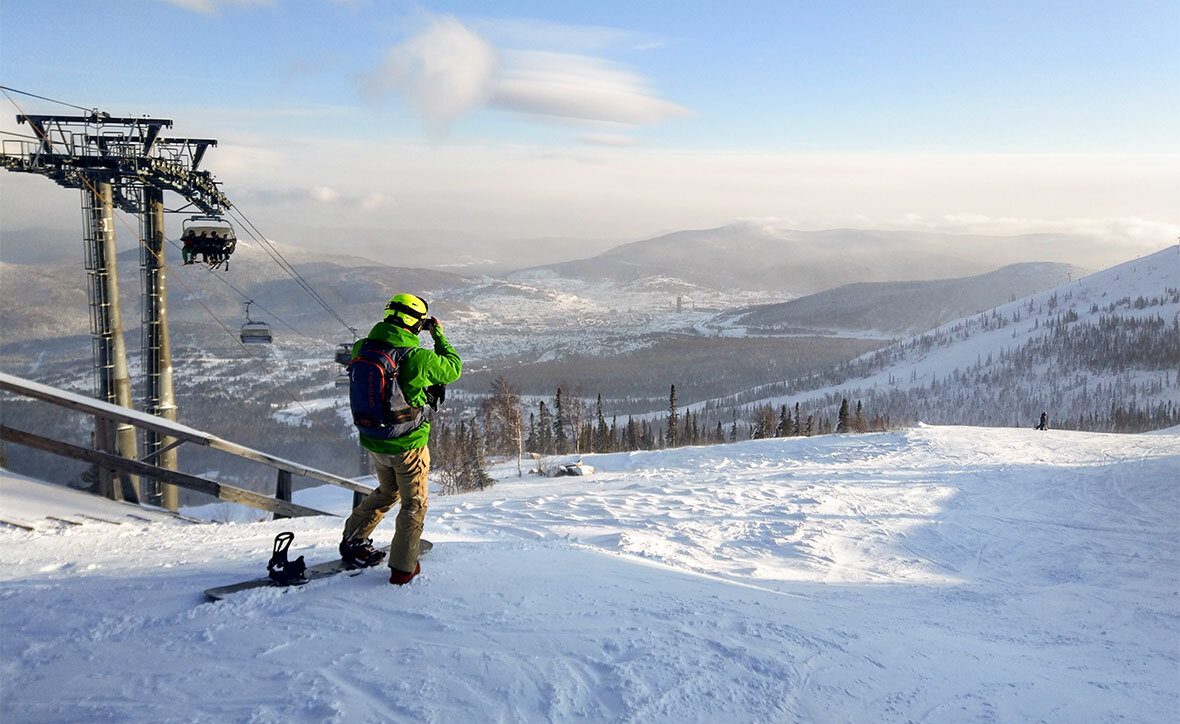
[353,320,462,454]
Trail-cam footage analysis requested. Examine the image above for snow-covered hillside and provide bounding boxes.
[2,424,1177,722]
[730,245,1179,431]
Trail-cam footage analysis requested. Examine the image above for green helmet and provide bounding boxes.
[384,293,429,331]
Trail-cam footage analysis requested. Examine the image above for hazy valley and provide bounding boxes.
[1,222,1175,497]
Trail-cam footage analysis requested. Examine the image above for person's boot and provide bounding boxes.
[339,537,386,568]
[389,562,420,585]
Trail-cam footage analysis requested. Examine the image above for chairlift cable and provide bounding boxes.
[160,234,324,344]
[226,206,359,336]
[116,205,354,455]
[220,207,352,334]
[0,130,42,141]
[0,85,93,113]
[231,207,358,335]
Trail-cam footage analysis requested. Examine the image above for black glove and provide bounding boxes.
[425,384,447,411]
[421,316,439,333]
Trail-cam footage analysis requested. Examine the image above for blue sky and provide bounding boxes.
[1,0,1177,254]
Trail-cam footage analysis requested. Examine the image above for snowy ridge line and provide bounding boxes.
[681,245,1180,428]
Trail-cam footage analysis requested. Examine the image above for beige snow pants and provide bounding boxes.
[341,446,430,573]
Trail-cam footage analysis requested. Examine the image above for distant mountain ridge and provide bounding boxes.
[718,261,1087,336]
[511,223,1106,295]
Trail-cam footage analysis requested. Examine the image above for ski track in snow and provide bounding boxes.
[1,425,1178,723]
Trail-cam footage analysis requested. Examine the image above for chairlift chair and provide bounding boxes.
[181,215,238,270]
[334,342,353,366]
[240,301,273,344]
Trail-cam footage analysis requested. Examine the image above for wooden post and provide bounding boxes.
[275,469,293,520]
[353,442,368,509]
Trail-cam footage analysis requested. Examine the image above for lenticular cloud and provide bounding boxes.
[491,50,690,126]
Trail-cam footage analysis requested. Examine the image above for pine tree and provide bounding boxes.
[805,415,814,436]
[753,405,776,439]
[854,400,865,433]
[579,420,592,454]
[466,421,494,490]
[595,394,609,453]
[729,409,738,442]
[553,388,568,454]
[538,401,553,454]
[837,398,850,433]
[715,420,724,444]
[775,404,790,437]
[640,420,653,449]
[793,402,801,436]
[666,384,679,448]
[566,394,586,454]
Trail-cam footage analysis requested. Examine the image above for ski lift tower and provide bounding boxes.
[0,110,231,509]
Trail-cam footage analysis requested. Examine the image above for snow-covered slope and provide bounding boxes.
[736,245,1179,430]
[2,424,1177,722]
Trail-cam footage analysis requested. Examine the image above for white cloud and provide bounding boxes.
[471,18,664,53]
[156,0,272,14]
[491,50,690,125]
[882,213,1180,248]
[309,185,340,203]
[577,133,641,147]
[361,192,388,210]
[362,16,687,133]
[359,15,497,132]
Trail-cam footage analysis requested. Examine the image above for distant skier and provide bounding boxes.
[1035,412,1048,431]
[339,293,462,585]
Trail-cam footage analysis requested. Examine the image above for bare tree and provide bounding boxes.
[490,377,524,477]
[560,383,588,455]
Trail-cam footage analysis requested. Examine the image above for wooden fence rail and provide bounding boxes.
[0,371,371,519]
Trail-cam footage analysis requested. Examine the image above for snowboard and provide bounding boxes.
[204,539,432,601]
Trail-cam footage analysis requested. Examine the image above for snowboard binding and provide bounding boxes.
[267,532,308,586]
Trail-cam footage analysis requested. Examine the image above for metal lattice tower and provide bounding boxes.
[1,111,232,509]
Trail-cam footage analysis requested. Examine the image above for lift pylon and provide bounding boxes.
[1,110,233,509]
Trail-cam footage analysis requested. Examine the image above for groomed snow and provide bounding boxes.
[1,424,1177,722]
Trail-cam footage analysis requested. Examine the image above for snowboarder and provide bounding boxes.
[339,293,462,585]
[1035,411,1048,430]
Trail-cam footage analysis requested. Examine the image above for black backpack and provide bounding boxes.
[347,339,425,439]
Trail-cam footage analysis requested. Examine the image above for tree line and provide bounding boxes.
[428,378,889,493]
